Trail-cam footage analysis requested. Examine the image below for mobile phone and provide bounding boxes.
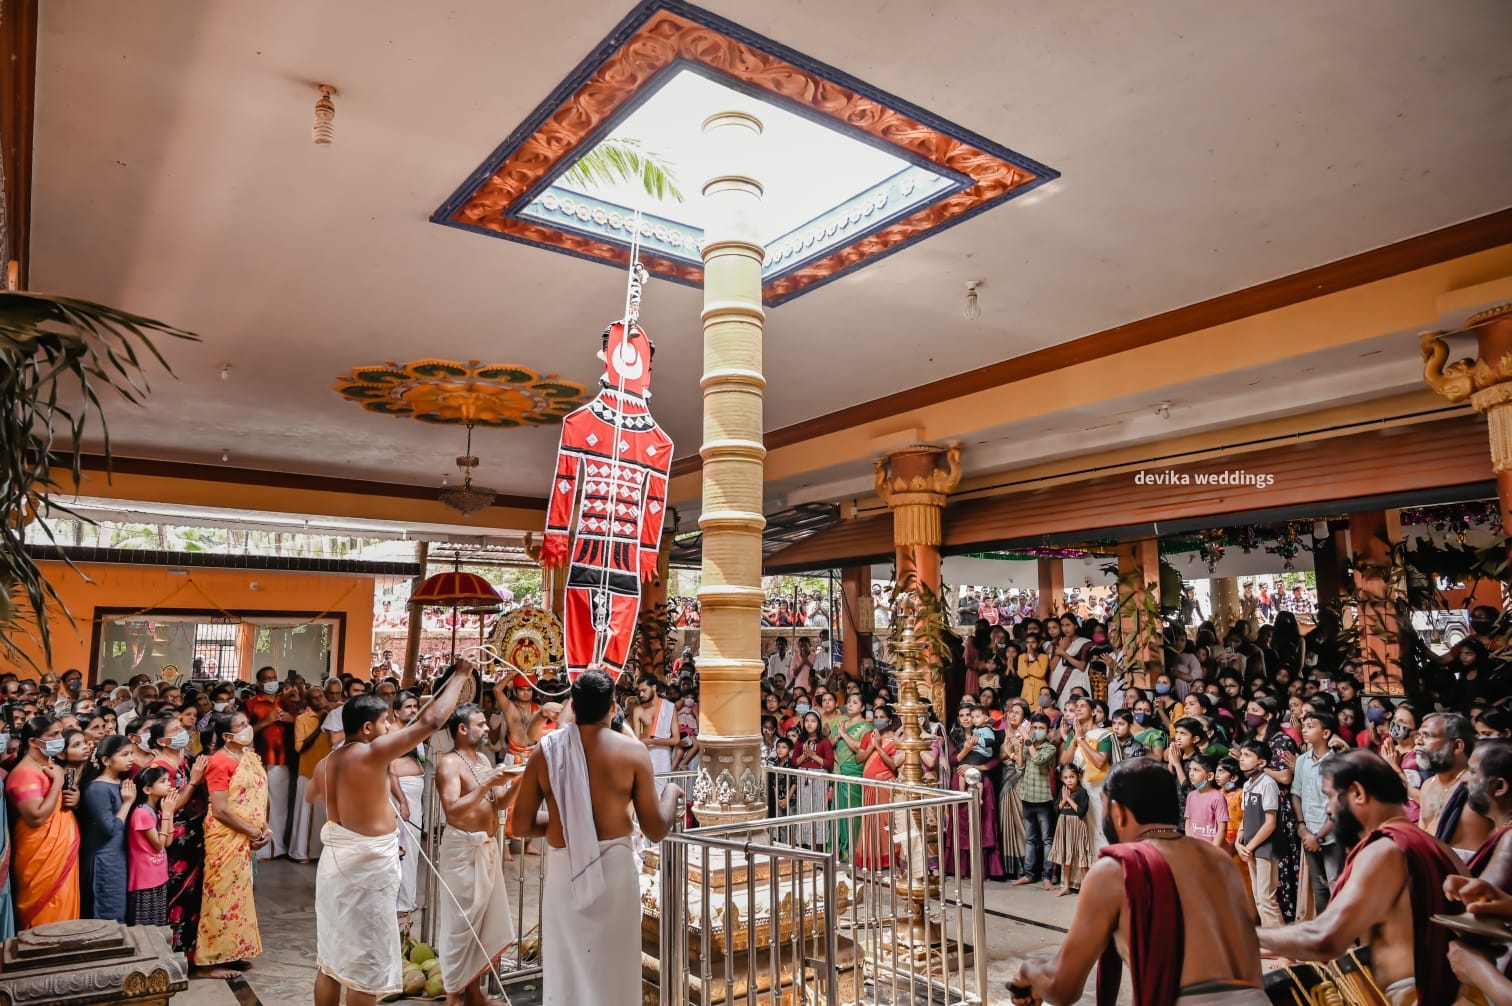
[63,768,77,791]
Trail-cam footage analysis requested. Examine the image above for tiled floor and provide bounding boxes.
[174,857,1100,1006]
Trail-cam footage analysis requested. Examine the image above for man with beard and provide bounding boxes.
[434,703,518,1006]
[1418,712,1494,861]
[1462,738,1512,889]
[1012,759,1264,1006]
[1258,750,1467,1006]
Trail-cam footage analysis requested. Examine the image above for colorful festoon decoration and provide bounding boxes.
[541,265,674,676]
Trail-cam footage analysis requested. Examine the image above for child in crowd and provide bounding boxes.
[1049,764,1092,897]
[960,705,998,767]
[1214,755,1254,899]
[1110,710,1148,762]
[1182,754,1228,846]
[126,765,178,927]
[1237,740,1282,928]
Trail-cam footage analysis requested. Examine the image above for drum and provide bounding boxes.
[1263,949,1390,1006]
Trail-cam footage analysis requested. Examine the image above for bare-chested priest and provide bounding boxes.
[1258,749,1468,1006]
[312,661,470,1006]
[435,703,520,1006]
[510,669,684,1006]
[1012,758,1265,1006]
[492,672,558,765]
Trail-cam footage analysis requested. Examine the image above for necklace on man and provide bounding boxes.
[1138,826,1184,841]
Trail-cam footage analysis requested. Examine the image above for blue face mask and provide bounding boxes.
[795,702,811,715]
[1366,706,1388,724]
[169,732,191,750]
[1132,711,1149,725]
[1155,683,1172,696]
[1038,695,1053,708]
[1195,779,1210,790]
[42,737,65,759]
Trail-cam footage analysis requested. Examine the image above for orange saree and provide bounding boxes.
[6,764,80,929]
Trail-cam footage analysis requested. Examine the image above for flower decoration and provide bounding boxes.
[334,359,587,427]
[1399,501,1504,541]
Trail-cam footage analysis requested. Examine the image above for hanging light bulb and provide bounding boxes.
[963,280,983,321]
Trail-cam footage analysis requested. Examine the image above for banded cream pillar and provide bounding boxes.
[692,110,767,826]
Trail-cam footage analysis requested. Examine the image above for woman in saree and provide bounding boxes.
[149,716,209,971]
[1059,697,1118,853]
[830,694,875,862]
[944,707,1007,880]
[998,700,1028,879]
[7,715,81,928]
[196,711,272,972]
[789,711,834,850]
[855,709,899,871]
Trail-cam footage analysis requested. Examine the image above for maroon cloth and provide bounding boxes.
[1096,843,1183,1006]
[1467,822,1511,878]
[1333,822,1463,1006]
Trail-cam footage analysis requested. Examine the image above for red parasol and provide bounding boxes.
[409,569,501,663]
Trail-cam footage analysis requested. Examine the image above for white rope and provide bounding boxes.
[591,211,646,672]
[395,798,519,998]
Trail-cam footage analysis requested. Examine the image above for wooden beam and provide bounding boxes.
[0,0,38,289]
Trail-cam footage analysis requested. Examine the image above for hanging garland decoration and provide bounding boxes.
[1196,529,1227,572]
[1399,500,1504,541]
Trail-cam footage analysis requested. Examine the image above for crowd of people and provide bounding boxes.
[3,588,1510,1003]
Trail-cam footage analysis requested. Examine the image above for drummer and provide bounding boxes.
[1258,750,1467,1006]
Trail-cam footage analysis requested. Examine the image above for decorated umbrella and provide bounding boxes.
[409,566,501,687]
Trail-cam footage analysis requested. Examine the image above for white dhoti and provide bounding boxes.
[290,775,325,862]
[257,763,291,860]
[648,699,674,795]
[315,821,403,997]
[542,837,639,1006]
[396,774,425,914]
[436,827,515,994]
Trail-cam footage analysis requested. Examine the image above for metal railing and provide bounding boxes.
[657,765,989,1006]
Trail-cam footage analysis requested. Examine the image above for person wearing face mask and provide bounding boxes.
[145,716,210,968]
[1013,712,1058,890]
[245,666,294,860]
[1017,635,1049,705]
[6,715,81,928]
[1258,751,1467,1006]
[196,711,271,976]
[1130,697,1168,759]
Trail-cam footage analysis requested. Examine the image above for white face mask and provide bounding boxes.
[232,726,254,746]
[213,702,230,713]
[262,682,279,695]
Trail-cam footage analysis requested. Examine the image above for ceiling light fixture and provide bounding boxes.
[313,85,337,145]
[963,280,983,321]
[220,449,230,462]
[1155,402,1171,420]
[1313,520,1330,539]
[438,422,497,517]
[220,364,231,381]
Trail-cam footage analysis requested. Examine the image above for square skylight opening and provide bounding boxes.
[433,0,1058,305]
[518,65,964,280]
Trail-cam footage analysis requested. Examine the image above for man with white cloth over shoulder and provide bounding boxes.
[510,669,684,1006]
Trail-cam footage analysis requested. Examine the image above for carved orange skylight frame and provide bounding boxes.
[432,0,1058,305]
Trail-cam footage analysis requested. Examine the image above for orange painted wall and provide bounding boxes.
[4,562,376,682]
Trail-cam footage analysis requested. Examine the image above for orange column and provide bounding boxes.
[1422,303,1512,542]
[1114,537,1163,689]
[874,443,962,595]
[1037,558,1064,619]
[1347,509,1404,695]
[839,564,871,681]
[875,443,962,717]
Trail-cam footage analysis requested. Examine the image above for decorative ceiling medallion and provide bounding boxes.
[432,0,1058,306]
[334,359,587,427]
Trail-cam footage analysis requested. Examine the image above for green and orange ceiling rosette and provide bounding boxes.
[334,359,587,427]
